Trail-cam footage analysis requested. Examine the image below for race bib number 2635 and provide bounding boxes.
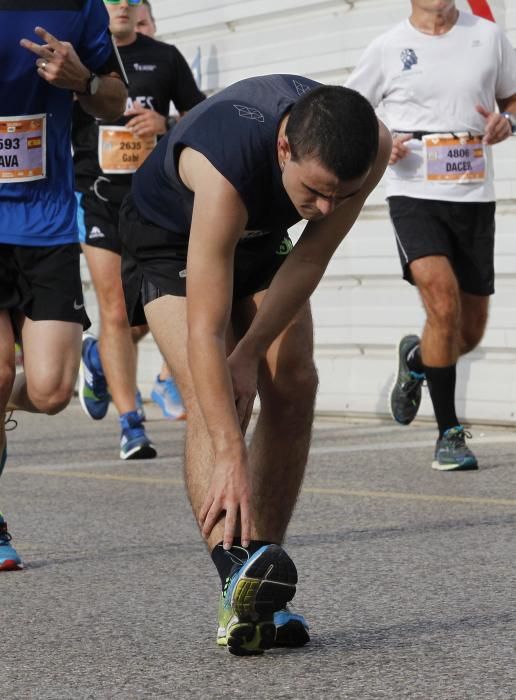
[98,126,156,175]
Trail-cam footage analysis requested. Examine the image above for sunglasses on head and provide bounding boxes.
[104,0,143,6]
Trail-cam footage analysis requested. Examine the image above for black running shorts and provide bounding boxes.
[119,194,293,326]
[388,196,496,296]
[0,243,90,328]
[77,189,126,254]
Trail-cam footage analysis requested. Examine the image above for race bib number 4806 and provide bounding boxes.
[0,114,46,182]
[98,126,157,175]
[423,134,485,184]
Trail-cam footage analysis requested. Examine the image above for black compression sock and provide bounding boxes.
[424,364,459,438]
[211,539,274,588]
[406,344,424,374]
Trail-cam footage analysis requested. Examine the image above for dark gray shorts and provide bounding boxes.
[388,196,496,296]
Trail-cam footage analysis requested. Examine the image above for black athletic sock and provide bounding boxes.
[424,364,459,438]
[211,539,274,588]
[406,344,424,374]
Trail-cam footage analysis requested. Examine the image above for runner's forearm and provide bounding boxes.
[77,75,127,121]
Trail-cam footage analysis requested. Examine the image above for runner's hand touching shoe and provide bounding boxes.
[198,449,252,550]
[199,347,256,549]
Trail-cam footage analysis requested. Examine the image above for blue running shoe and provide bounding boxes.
[79,332,111,420]
[432,426,478,471]
[274,607,310,647]
[135,389,146,422]
[119,410,157,460]
[150,376,186,420]
[0,512,23,571]
[216,544,297,656]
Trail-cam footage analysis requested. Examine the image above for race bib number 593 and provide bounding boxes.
[0,114,46,182]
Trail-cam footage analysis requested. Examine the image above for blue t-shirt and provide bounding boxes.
[132,74,321,236]
[0,0,116,246]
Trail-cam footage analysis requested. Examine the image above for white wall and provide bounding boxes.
[87,0,516,423]
[152,0,515,90]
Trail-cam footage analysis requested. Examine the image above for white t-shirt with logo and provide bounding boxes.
[346,11,516,202]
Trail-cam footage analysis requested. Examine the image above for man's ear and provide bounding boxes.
[277,134,291,164]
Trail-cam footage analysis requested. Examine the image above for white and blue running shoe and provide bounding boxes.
[119,410,156,460]
[150,376,186,420]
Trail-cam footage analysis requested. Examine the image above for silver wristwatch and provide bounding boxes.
[501,112,516,134]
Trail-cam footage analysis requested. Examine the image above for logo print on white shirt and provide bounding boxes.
[293,80,312,96]
[233,105,264,122]
[401,48,418,71]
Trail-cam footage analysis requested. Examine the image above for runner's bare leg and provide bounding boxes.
[234,294,317,541]
[8,318,81,414]
[82,245,138,414]
[145,293,317,548]
[0,311,16,456]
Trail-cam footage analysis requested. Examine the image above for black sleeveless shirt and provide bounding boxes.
[132,74,321,235]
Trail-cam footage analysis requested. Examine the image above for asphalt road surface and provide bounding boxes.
[1,401,515,699]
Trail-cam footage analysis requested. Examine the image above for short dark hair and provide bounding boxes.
[286,85,379,181]
[142,0,155,23]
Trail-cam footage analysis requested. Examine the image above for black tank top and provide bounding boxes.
[132,74,321,235]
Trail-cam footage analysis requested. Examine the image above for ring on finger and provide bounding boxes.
[41,60,47,69]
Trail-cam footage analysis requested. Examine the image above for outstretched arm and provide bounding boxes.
[234,121,392,363]
[180,149,251,549]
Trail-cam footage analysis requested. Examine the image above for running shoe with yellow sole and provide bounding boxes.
[216,544,297,656]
